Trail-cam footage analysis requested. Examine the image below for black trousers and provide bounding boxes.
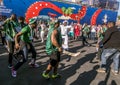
[1,37,6,45]
[8,41,15,65]
[82,36,89,45]
[14,41,36,70]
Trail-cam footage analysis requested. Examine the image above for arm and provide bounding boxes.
[51,29,60,48]
[67,26,72,32]
[15,32,23,49]
[51,29,62,52]
[33,29,38,40]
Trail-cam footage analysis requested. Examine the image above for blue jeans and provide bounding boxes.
[100,48,120,71]
[90,32,96,41]
[14,41,36,70]
[22,42,36,61]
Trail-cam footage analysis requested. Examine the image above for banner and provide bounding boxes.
[0,0,12,16]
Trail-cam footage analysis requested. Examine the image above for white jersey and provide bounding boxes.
[60,25,71,36]
[60,25,71,50]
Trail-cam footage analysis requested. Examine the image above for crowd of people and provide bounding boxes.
[0,14,120,79]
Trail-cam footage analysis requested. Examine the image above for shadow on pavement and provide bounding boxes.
[57,52,97,85]
[70,65,99,85]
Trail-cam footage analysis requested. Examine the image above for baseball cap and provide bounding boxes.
[29,18,37,24]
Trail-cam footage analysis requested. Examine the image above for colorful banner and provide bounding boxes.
[2,0,118,25]
[0,0,12,16]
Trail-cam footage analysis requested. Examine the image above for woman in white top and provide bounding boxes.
[90,25,96,41]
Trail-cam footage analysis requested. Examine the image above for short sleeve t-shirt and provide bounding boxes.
[99,27,108,40]
[4,19,18,41]
[21,26,31,43]
[82,26,90,37]
[60,25,70,36]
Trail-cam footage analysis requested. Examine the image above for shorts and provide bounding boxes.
[49,51,60,67]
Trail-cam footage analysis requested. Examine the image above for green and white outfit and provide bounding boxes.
[46,26,62,55]
[13,25,37,71]
[4,19,18,41]
[3,19,19,67]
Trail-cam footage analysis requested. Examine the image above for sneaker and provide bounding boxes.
[42,72,50,79]
[111,70,119,75]
[97,68,106,73]
[51,73,61,79]
[8,64,12,69]
[29,63,40,68]
[11,68,17,77]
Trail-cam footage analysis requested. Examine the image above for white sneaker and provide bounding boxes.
[11,68,17,77]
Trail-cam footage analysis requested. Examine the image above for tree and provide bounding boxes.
[65,9,69,16]
[62,7,66,15]
[61,7,73,16]
[67,7,73,15]
[118,15,120,20]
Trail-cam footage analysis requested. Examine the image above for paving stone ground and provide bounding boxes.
[0,39,120,85]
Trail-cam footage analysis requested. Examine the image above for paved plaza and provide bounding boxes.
[0,39,119,85]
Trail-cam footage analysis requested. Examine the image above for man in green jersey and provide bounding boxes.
[82,23,91,46]
[11,18,39,77]
[96,24,108,61]
[42,20,62,79]
[3,14,18,68]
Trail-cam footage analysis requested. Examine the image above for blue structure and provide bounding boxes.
[0,0,118,25]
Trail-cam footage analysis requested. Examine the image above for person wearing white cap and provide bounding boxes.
[60,20,71,51]
[60,20,80,61]
[48,19,81,60]
[11,18,39,77]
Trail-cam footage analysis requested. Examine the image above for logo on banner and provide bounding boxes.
[0,0,12,14]
[0,0,3,6]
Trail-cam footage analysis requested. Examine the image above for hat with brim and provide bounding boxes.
[63,20,68,24]
[29,18,37,24]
